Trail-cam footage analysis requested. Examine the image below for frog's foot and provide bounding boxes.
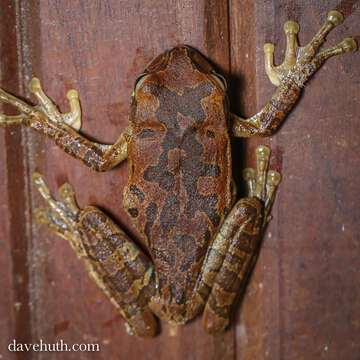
[32,172,157,338]
[264,10,357,87]
[0,78,81,130]
[29,78,81,130]
[242,145,281,229]
[32,172,80,243]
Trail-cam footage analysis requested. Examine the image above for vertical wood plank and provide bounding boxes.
[0,2,34,360]
[0,2,17,356]
[0,1,232,359]
[228,2,264,359]
[230,1,360,359]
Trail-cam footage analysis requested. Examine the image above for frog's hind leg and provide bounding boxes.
[200,146,280,334]
[33,173,157,338]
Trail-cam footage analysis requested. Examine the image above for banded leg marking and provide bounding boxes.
[201,146,280,334]
[231,10,357,138]
[0,78,128,171]
[33,173,157,338]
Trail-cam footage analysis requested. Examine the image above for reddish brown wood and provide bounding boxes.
[228,2,263,359]
[1,1,359,359]
[230,1,360,359]
[1,0,232,359]
[0,2,33,360]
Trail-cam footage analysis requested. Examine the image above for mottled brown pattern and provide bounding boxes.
[202,198,264,334]
[0,10,356,341]
[78,207,157,337]
[124,47,232,323]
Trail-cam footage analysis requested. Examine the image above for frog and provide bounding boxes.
[0,11,356,338]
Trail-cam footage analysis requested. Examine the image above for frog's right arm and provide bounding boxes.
[231,11,357,138]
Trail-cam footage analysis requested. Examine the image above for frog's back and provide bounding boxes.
[123,46,232,322]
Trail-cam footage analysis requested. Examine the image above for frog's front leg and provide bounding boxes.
[32,173,157,338]
[232,10,357,137]
[195,146,280,334]
[0,78,128,171]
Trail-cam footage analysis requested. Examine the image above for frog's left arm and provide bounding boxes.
[232,11,357,138]
[0,78,128,171]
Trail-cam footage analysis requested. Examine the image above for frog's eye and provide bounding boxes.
[134,73,151,93]
[210,73,227,91]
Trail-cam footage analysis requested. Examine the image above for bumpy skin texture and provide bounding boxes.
[0,11,356,338]
[78,208,158,337]
[124,48,233,324]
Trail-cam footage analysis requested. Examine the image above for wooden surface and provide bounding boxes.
[0,1,359,359]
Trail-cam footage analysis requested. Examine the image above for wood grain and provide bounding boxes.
[0,2,32,360]
[0,1,359,359]
[230,1,360,359]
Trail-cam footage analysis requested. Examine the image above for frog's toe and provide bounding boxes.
[264,20,300,86]
[33,207,70,239]
[310,37,357,70]
[264,43,280,86]
[32,172,78,236]
[242,145,271,202]
[59,182,80,216]
[242,167,255,197]
[243,146,280,228]
[33,207,49,225]
[0,113,27,127]
[264,170,281,215]
[29,77,82,131]
[32,172,55,203]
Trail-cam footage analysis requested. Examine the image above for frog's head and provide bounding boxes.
[133,46,227,95]
[146,46,213,72]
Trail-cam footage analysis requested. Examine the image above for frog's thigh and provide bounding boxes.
[77,207,157,338]
[33,174,157,338]
[201,197,264,335]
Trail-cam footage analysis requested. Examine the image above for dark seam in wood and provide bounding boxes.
[2,1,33,359]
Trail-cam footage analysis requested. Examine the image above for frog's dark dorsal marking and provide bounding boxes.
[139,78,225,306]
[144,81,221,238]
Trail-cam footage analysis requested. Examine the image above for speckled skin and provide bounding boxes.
[0,11,356,337]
